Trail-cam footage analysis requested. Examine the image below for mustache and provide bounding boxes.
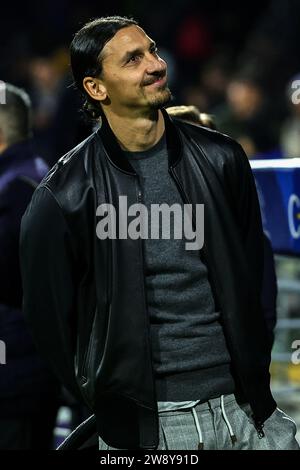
[142,70,167,86]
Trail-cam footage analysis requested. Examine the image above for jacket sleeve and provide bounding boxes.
[228,142,278,353]
[20,185,82,400]
[261,233,278,348]
[229,141,265,297]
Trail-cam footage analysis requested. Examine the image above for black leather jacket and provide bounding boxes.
[20,109,276,450]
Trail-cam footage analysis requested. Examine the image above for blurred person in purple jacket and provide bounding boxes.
[0,83,59,449]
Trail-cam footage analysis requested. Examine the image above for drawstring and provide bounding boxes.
[188,395,237,449]
[220,395,237,444]
[191,407,204,450]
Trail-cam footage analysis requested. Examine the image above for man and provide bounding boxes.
[20,17,299,450]
[0,83,59,449]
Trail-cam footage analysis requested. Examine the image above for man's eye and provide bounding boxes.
[128,55,141,63]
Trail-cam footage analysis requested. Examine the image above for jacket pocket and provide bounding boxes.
[78,309,98,407]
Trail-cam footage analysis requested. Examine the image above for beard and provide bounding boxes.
[147,85,172,109]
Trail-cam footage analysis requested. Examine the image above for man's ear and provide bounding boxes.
[83,77,107,102]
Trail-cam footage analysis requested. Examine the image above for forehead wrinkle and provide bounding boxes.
[101,26,154,66]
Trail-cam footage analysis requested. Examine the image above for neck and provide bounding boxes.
[103,108,165,152]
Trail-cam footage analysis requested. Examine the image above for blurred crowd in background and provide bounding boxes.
[2,0,300,165]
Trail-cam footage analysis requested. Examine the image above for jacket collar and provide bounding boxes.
[97,107,183,175]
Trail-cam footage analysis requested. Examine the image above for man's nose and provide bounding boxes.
[145,54,166,74]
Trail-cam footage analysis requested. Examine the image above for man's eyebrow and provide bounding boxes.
[120,41,156,63]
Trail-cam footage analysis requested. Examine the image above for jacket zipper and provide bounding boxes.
[81,333,93,383]
[168,167,195,230]
[254,420,265,439]
[80,168,112,407]
[80,331,94,408]
[136,179,158,407]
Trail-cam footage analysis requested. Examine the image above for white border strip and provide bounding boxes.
[250,158,300,169]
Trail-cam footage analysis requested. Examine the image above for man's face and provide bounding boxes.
[99,25,171,113]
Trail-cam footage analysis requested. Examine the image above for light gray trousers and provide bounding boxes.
[99,393,300,450]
